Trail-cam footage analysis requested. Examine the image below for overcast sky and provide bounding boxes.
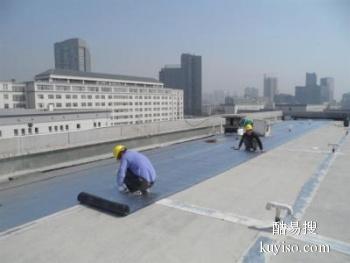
[0,0,349,99]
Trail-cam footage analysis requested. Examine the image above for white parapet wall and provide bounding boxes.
[0,117,222,159]
[0,112,281,180]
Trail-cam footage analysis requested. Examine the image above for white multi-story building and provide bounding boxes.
[0,109,111,139]
[0,81,27,109]
[25,69,183,125]
[1,69,184,126]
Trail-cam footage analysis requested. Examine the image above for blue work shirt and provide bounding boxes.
[116,150,156,186]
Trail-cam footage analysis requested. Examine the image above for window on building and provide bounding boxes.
[66,94,71,99]
[65,125,69,130]
[98,122,101,127]
[3,94,9,99]
[4,104,9,109]
[60,125,64,131]
[81,94,86,99]
[54,126,58,132]
[48,94,54,99]
[72,95,78,99]
[49,126,52,132]
[95,95,100,99]
[101,95,105,99]
[35,128,39,134]
[56,94,62,99]
[77,124,81,129]
[73,103,78,107]
[28,128,32,134]
[21,128,25,136]
[93,122,96,127]
[37,94,44,99]
[14,129,18,136]
[14,103,26,108]
[0,130,2,137]
[66,103,71,107]
[87,95,92,99]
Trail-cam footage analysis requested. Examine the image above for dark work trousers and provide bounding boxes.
[124,169,153,193]
[244,137,258,151]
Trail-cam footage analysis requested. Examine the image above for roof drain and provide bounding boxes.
[266,201,293,222]
[328,143,339,153]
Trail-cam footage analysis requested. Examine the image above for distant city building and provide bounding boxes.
[159,53,202,116]
[305,72,317,86]
[202,104,236,116]
[181,54,202,116]
[305,72,321,104]
[274,93,296,104]
[295,85,321,104]
[54,38,91,72]
[0,81,27,109]
[295,73,332,105]
[295,86,308,104]
[1,69,183,126]
[263,76,278,103]
[159,66,183,91]
[341,92,350,109]
[320,77,334,103]
[224,96,234,105]
[244,87,259,99]
[0,109,111,139]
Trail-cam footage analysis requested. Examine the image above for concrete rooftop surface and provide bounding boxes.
[0,120,349,263]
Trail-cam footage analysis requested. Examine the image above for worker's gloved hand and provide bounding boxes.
[118,184,129,193]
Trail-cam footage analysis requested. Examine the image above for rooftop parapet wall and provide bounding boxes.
[245,110,282,121]
[0,118,222,159]
[0,112,281,180]
[0,119,223,180]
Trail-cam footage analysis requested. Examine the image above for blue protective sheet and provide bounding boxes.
[0,120,327,231]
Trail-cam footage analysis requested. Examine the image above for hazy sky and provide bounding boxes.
[0,0,349,99]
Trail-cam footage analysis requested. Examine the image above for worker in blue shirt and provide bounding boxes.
[113,144,156,195]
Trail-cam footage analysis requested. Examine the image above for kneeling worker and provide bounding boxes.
[113,145,156,195]
[235,124,264,152]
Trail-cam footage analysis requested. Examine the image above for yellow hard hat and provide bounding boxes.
[245,124,253,131]
[113,144,126,159]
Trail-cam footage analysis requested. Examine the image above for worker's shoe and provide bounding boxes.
[129,190,143,196]
[141,189,150,195]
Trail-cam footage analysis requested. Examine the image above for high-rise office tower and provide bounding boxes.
[306,72,317,86]
[295,72,328,104]
[54,38,91,72]
[320,77,334,103]
[305,72,321,104]
[341,92,350,109]
[159,53,202,116]
[263,75,278,103]
[295,86,308,104]
[159,66,183,91]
